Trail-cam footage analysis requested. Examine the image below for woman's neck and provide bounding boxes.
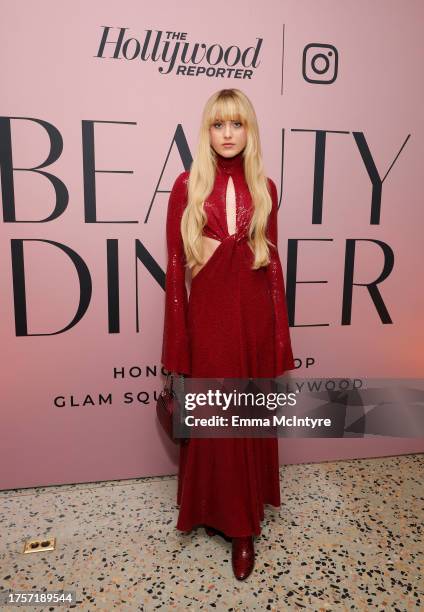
[215,149,245,174]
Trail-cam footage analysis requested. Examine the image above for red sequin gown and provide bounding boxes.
[161,150,295,537]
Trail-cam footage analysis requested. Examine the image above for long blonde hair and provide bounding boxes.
[181,88,274,270]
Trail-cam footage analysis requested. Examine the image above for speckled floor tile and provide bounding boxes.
[0,454,423,611]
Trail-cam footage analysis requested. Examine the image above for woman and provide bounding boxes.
[161,88,295,580]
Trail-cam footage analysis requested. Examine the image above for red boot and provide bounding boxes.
[231,536,255,580]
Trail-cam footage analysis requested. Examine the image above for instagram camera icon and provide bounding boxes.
[302,43,338,84]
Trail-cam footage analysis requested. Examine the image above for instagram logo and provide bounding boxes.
[302,43,338,84]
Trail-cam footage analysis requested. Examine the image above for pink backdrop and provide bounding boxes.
[1,1,423,489]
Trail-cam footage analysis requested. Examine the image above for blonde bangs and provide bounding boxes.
[207,93,248,126]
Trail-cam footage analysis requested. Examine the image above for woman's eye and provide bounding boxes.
[212,121,242,128]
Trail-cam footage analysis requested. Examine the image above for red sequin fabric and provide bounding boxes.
[161,149,295,377]
[161,150,296,537]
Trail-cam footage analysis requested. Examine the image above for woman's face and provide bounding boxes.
[209,118,247,157]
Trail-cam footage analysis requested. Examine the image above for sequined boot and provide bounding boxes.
[231,536,255,580]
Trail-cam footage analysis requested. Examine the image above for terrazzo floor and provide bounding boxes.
[0,454,423,611]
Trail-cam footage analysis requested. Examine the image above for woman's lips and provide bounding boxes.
[223,143,234,147]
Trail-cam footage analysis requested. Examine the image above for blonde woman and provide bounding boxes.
[161,88,295,580]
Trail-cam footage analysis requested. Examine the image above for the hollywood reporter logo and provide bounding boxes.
[302,43,338,84]
[96,27,263,79]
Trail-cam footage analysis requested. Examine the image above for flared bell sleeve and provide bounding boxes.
[266,178,296,376]
[161,171,191,375]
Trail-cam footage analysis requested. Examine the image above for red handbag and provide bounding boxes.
[156,372,189,444]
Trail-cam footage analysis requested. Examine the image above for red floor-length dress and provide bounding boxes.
[161,150,295,537]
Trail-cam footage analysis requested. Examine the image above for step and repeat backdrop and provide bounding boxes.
[1,1,423,488]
